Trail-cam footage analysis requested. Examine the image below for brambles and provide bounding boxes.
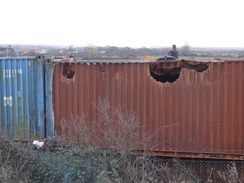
[0,100,200,183]
[217,162,244,183]
[0,139,200,183]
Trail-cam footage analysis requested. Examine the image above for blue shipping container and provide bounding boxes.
[0,57,46,139]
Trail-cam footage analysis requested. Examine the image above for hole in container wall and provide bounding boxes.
[63,62,75,79]
[149,60,209,83]
[150,71,180,83]
[149,61,183,83]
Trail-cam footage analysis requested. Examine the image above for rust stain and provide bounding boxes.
[149,61,183,75]
[182,59,209,72]
[52,59,244,160]
[60,62,76,83]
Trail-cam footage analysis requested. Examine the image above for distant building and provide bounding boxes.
[100,51,106,54]
[0,46,16,57]
[74,47,88,53]
[38,49,48,54]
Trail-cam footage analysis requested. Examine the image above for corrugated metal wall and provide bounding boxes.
[52,60,244,159]
[0,57,46,139]
[45,61,55,137]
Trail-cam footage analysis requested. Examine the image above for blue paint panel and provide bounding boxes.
[0,57,48,139]
[24,59,30,137]
[2,60,8,133]
[36,59,45,136]
[7,60,13,136]
[17,60,24,136]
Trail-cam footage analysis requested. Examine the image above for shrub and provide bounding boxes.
[0,100,200,183]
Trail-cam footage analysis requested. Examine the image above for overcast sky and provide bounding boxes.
[1,0,243,48]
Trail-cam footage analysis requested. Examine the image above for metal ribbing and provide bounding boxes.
[53,60,244,158]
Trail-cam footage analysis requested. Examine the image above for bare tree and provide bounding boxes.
[181,41,190,56]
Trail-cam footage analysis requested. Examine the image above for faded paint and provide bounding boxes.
[0,57,46,139]
[45,61,55,137]
[52,59,244,160]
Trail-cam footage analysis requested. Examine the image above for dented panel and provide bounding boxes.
[52,59,244,160]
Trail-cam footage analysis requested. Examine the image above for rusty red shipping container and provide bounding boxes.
[52,59,244,160]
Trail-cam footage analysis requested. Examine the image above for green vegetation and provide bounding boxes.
[0,100,200,183]
[0,136,202,183]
